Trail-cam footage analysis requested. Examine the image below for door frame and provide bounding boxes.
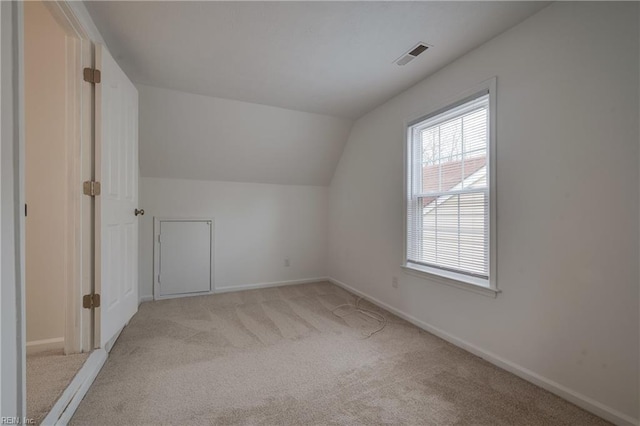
[39,0,95,355]
[10,0,101,418]
[153,217,215,300]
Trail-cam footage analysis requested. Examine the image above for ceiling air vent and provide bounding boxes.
[394,42,431,66]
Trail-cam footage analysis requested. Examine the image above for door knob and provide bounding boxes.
[135,208,145,216]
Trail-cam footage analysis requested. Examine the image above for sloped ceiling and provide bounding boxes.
[87,1,549,186]
[138,85,353,186]
[87,1,547,119]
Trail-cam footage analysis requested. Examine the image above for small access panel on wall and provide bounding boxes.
[154,218,214,299]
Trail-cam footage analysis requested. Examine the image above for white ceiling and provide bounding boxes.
[86,1,549,119]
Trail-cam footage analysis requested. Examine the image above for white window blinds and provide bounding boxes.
[406,92,490,281]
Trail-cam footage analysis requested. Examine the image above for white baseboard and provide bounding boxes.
[26,337,64,355]
[327,277,637,426]
[212,277,330,294]
[142,277,330,302]
[41,349,108,426]
[138,295,153,304]
[152,289,215,301]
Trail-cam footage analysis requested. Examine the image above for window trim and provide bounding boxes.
[402,77,499,296]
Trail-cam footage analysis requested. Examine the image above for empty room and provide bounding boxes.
[1,1,638,425]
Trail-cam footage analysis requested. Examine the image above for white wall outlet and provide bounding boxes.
[284,258,290,267]
[392,276,399,288]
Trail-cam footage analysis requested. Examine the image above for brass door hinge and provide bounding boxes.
[83,68,101,84]
[83,293,101,309]
[83,181,101,197]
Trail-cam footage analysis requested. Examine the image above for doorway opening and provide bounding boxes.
[16,0,140,421]
[23,1,93,422]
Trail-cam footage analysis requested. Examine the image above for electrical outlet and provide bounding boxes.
[284,258,290,267]
[392,277,399,288]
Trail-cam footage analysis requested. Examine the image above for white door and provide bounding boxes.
[96,45,139,347]
[158,220,212,298]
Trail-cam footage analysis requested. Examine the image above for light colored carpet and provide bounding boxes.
[27,349,89,425]
[71,282,608,425]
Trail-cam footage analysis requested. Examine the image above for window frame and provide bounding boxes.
[402,77,499,297]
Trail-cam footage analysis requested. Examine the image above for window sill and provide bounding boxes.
[402,263,500,298]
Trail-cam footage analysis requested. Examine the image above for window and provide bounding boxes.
[405,82,496,292]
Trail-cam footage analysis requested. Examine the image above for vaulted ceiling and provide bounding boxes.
[87,1,548,119]
[86,1,549,186]
[137,85,353,186]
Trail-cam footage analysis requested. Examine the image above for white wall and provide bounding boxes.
[328,2,639,424]
[137,84,341,299]
[0,2,24,416]
[24,0,67,345]
[138,85,352,186]
[0,0,7,410]
[139,177,328,299]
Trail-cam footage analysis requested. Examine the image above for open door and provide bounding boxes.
[95,44,139,348]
